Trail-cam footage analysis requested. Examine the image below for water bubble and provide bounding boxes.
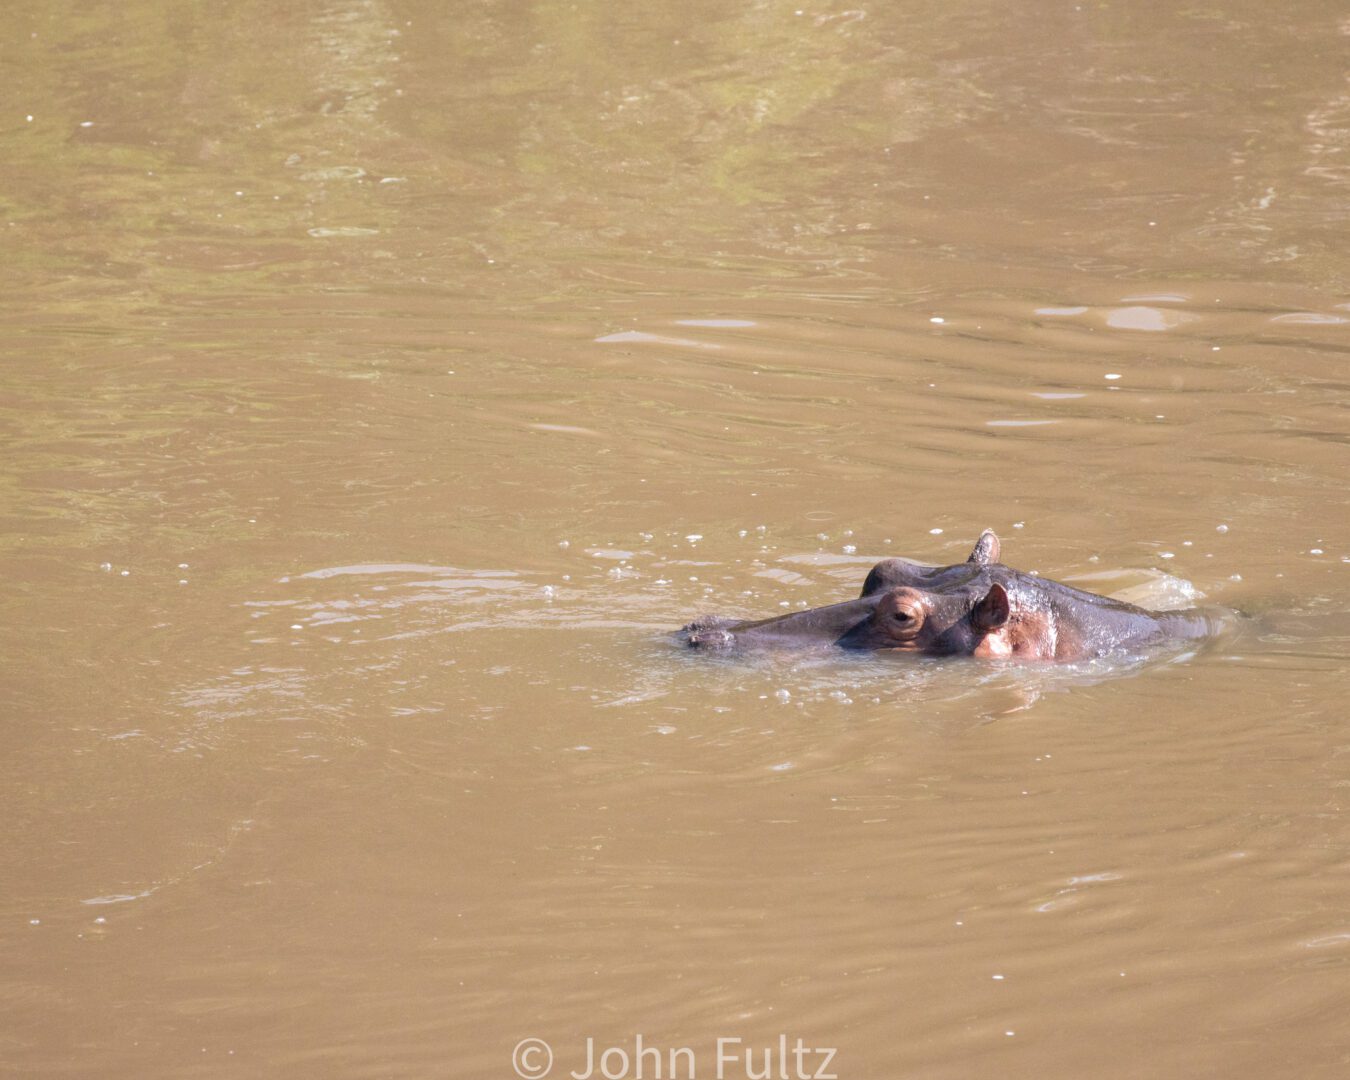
[558,540,570,549]
[775,689,791,703]
[1216,524,1229,534]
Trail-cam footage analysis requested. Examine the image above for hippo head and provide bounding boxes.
[681,529,1046,657]
[678,528,1212,661]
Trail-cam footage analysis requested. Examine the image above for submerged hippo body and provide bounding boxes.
[680,530,1221,662]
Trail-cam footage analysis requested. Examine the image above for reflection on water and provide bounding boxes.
[3,1,1350,1078]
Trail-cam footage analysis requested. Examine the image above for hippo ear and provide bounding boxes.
[967,529,1001,565]
[971,582,1010,631]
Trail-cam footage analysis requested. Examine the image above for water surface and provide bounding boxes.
[3,2,1349,1078]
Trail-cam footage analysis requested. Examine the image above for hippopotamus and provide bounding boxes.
[679,530,1223,661]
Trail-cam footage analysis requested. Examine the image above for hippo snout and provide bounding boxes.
[679,617,739,651]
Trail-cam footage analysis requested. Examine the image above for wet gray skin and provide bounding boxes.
[679,530,1226,662]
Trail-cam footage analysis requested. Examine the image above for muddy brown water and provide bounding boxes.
[3,2,1349,1078]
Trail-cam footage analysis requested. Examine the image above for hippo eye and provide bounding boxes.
[880,590,924,640]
